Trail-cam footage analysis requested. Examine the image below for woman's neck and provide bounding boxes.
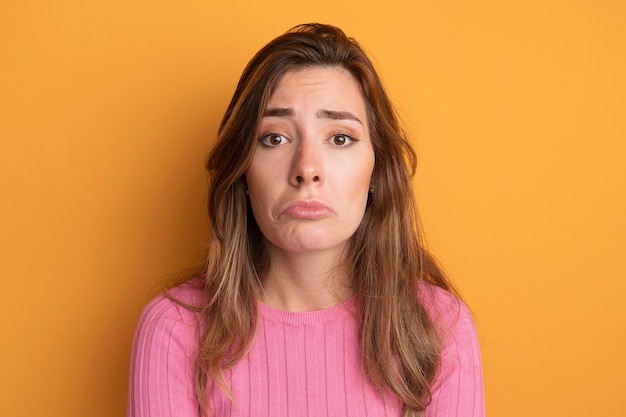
[260,243,352,312]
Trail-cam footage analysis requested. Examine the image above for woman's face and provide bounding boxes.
[245,66,375,257]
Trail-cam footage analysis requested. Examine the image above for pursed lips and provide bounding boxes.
[279,200,335,219]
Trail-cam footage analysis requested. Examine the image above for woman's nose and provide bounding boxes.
[289,139,323,187]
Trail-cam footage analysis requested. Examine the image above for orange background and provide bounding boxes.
[1,1,625,416]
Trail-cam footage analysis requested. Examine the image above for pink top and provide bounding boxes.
[128,282,485,416]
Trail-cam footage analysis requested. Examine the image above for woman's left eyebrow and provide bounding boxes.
[317,109,362,124]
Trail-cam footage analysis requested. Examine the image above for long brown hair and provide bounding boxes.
[177,23,454,417]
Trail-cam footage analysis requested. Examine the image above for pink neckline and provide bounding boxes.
[257,295,358,325]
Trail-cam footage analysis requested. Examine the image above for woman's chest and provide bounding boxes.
[207,317,402,417]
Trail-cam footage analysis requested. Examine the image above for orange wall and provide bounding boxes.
[1,1,625,416]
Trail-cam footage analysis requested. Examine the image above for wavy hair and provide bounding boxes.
[177,23,454,417]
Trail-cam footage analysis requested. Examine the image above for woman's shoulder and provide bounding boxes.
[136,279,204,330]
[417,281,474,338]
[129,280,205,415]
[418,283,485,414]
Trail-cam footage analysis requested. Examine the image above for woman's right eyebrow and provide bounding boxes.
[263,107,293,117]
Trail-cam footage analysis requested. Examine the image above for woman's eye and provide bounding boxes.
[260,133,288,147]
[330,134,355,146]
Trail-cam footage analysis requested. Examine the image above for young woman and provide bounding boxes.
[128,23,485,417]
